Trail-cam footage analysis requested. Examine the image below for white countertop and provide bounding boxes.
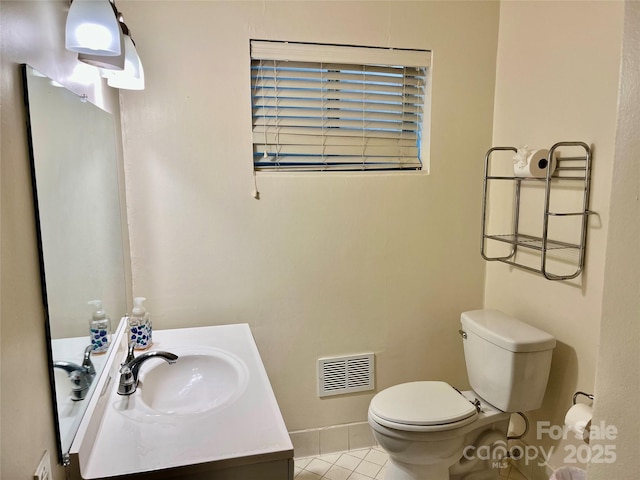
[79,324,293,478]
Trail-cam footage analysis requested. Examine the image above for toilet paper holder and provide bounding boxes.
[573,391,594,405]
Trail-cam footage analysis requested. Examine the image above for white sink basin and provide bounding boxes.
[138,346,249,416]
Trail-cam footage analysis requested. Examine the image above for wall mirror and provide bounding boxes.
[22,65,129,464]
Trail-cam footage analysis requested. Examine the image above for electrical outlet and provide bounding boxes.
[33,450,52,480]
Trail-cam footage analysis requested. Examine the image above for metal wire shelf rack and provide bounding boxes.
[481,141,593,280]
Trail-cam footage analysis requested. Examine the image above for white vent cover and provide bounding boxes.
[318,353,375,397]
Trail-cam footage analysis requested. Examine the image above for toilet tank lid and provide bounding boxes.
[461,309,556,353]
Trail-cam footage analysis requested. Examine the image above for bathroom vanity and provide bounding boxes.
[68,322,294,480]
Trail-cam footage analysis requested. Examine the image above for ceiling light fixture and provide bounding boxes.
[103,21,145,90]
[65,0,122,56]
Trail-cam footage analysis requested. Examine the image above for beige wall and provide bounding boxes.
[589,2,640,478]
[487,0,625,471]
[3,1,636,479]
[0,2,122,479]
[118,0,500,431]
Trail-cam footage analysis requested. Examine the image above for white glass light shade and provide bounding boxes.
[65,0,121,56]
[105,36,145,90]
[78,27,125,70]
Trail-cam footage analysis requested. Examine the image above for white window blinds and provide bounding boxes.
[250,41,431,172]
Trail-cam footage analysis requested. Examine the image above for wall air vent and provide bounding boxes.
[317,353,375,397]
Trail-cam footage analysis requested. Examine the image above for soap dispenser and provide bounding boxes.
[128,297,152,350]
[88,300,111,354]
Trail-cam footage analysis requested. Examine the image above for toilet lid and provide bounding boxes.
[369,381,478,427]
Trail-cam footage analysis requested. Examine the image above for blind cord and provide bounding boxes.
[253,59,265,199]
[252,170,260,200]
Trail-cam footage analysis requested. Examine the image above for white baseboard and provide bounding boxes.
[289,422,377,458]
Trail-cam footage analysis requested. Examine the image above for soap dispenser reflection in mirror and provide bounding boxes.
[88,300,111,354]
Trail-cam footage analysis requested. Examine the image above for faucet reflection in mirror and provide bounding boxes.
[67,0,145,90]
[53,345,96,401]
[22,64,130,465]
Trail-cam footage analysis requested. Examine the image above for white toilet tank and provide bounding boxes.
[461,309,556,412]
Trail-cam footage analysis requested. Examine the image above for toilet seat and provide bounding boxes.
[369,381,479,432]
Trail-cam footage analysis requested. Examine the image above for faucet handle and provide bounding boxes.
[125,340,136,365]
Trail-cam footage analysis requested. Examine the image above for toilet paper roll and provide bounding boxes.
[513,148,557,178]
[564,403,593,441]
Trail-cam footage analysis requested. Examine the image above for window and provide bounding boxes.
[250,41,431,172]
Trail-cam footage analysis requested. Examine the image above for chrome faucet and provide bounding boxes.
[53,345,96,401]
[117,342,178,395]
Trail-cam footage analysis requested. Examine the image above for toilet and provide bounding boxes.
[368,309,556,480]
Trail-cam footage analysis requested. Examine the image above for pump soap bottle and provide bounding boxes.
[129,297,152,350]
[88,300,111,354]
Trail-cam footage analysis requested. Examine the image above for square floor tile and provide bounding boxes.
[324,464,352,480]
[335,453,362,470]
[295,470,323,479]
[348,473,374,480]
[355,460,382,478]
[347,448,370,459]
[364,449,388,466]
[295,457,312,469]
[375,465,387,479]
[305,458,333,476]
[318,453,341,464]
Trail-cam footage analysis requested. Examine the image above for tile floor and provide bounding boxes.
[294,448,388,480]
[294,447,530,480]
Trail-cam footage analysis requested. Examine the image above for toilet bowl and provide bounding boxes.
[369,382,509,480]
[368,309,556,480]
